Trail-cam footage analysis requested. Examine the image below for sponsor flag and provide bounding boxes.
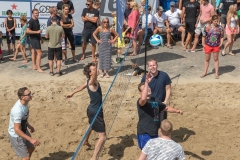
[116,0,126,41]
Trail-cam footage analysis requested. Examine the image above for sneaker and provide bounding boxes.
[61,61,67,67]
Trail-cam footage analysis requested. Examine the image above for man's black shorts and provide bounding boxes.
[185,22,196,34]
[87,109,105,133]
[82,29,97,44]
[48,47,62,60]
[30,37,41,50]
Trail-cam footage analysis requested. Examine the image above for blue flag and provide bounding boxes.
[116,0,126,41]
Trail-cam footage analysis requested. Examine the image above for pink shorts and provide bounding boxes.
[226,26,237,35]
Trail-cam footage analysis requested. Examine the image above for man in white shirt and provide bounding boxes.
[137,5,155,50]
[153,6,172,48]
[8,87,40,160]
[138,119,185,160]
[166,2,186,47]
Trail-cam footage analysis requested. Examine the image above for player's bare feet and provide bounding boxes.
[33,66,37,70]
[9,58,16,61]
[22,60,28,63]
[83,141,91,148]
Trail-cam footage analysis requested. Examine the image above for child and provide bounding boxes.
[4,10,16,55]
[0,31,3,62]
[9,15,28,63]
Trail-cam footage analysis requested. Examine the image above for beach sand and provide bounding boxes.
[1,78,240,160]
[1,39,240,159]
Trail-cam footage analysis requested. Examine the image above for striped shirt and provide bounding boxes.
[142,138,185,160]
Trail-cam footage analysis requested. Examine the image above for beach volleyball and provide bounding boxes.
[150,34,163,46]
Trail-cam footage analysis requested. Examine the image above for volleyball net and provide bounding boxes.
[71,1,150,159]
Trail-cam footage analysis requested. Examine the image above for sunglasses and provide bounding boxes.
[23,91,32,97]
[86,3,91,6]
[103,21,109,23]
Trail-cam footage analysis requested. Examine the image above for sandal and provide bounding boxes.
[49,72,54,76]
[221,51,226,56]
[56,71,63,77]
[129,53,137,56]
[100,73,105,78]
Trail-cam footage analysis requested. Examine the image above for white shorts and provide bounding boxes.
[195,21,206,35]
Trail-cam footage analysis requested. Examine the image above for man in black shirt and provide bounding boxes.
[27,9,44,73]
[182,0,200,51]
[179,0,189,10]
[220,0,237,28]
[57,0,74,15]
[81,0,99,62]
[124,0,133,26]
[137,74,183,149]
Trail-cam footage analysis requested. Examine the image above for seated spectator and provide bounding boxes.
[138,119,185,160]
[153,6,172,48]
[137,5,155,50]
[166,2,186,47]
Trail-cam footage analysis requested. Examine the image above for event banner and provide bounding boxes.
[0,0,158,36]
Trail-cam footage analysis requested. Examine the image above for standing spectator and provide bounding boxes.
[47,6,61,27]
[93,17,118,78]
[60,4,77,64]
[8,87,40,160]
[57,0,75,15]
[141,59,172,122]
[190,0,215,52]
[179,0,189,10]
[137,77,183,150]
[124,0,133,26]
[0,31,3,62]
[127,1,140,56]
[45,16,65,77]
[182,0,200,51]
[10,15,28,63]
[216,0,223,24]
[4,10,16,55]
[153,6,172,48]
[165,2,186,47]
[81,0,99,62]
[222,5,239,56]
[27,9,44,73]
[201,15,224,79]
[220,0,237,28]
[138,120,185,160]
[138,5,155,50]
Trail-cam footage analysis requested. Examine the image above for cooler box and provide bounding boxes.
[74,35,82,46]
[160,0,179,11]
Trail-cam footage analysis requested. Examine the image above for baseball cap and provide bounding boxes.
[170,1,175,6]
[158,6,164,11]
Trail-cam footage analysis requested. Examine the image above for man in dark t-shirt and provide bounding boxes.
[179,0,189,9]
[124,0,133,25]
[137,76,183,150]
[220,0,237,28]
[27,9,44,73]
[182,0,200,51]
[47,6,61,27]
[57,0,74,15]
[81,0,99,62]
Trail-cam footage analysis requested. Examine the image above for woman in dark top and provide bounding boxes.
[66,61,106,160]
[60,4,77,64]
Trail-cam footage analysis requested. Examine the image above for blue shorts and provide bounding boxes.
[137,134,158,149]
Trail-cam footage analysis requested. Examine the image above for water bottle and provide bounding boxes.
[61,38,65,49]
